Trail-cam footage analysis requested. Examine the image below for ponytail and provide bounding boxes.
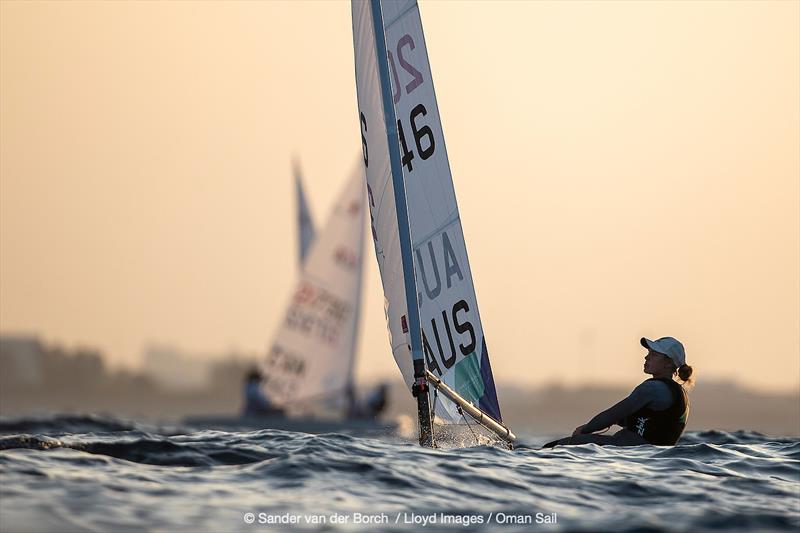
[677,364,695,388]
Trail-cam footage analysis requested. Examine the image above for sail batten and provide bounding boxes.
[384,1,417,29]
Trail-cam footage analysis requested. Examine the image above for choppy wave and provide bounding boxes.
[0,414,798,532]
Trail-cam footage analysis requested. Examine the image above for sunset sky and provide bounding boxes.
[1,1,798,393]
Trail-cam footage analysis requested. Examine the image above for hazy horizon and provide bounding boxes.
[2,1,798,394]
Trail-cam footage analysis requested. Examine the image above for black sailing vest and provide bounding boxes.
[623,378,689,445]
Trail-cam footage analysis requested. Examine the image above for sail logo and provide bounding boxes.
[334,246,358,271]
[263,344,306,400]
[293,282,315,305]
[286,284,352,346]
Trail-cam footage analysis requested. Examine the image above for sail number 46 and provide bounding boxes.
[359,34,436,172]
[397,104,434,172]
[391,33,435,172]
[361,104,435,173]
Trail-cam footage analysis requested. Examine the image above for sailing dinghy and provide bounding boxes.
[351,0,516,447]
[186,166,396,435]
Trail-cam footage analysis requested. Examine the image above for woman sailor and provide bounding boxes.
[545,336,693,447]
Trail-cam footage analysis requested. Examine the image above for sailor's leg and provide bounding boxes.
[610,428,648,445]
[561,434,621,445]
[542,434,618,447]
[542,431,646,448]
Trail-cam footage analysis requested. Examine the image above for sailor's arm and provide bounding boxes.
[574,387,651,435]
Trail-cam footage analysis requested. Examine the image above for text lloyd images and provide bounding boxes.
[244,512,557,526]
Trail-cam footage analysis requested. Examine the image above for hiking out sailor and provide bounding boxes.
[544,336,693,447]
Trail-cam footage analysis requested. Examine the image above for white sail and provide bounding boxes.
[294,161,316,266]
[352,0,504,426]
[261,167,365,407]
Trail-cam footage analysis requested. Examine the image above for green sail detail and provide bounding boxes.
[454,352,485,404]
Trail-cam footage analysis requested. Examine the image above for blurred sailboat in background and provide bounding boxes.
[186,164,397,435]
[259,164,365,414]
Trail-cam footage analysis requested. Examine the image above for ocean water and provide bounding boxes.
[0,415,798,532]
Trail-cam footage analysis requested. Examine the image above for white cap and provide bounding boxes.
[641,336,686,368]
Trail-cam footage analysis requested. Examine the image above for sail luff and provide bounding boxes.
[368,0,433,446]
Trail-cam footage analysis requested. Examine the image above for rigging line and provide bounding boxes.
[411,210,460,248]
[457,405,479,446]
[384,0,416,30]
[430,388,438,424]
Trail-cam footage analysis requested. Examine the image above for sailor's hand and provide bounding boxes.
[572,425,586,436]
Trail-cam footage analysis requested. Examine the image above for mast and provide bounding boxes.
[368,0,433,446]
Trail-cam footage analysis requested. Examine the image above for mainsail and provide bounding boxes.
[261,167,365,409]
[294,160,316,266]
[352,0,513,445]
